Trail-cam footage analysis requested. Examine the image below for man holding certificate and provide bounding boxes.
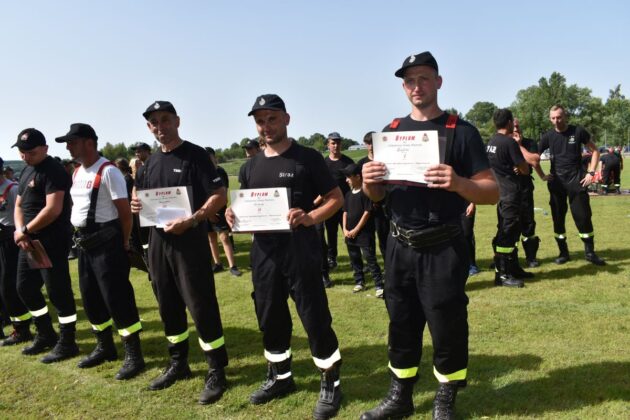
[228,94,344,420]
[360,52,498,420]
[131,101,229,404]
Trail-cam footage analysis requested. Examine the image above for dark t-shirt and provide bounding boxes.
[383,114,489,230]
[600,153,620,169]
[343,189,374,247]
[519,137,537,187]
[18,156,72,233]
[486,133,525,178]
[539,125,590,175]
[241,142,336,213]
[325,154,354,195]
[216,166,229,189]
[136,141,222,212]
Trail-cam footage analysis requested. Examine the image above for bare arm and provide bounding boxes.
[113,198,132,250]
[287,187,344,228]
[581,141,600,187]
[351,210,371,238]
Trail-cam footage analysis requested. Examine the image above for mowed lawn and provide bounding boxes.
[0,161,628,419]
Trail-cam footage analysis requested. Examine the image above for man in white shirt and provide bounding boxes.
[56,123,145,380]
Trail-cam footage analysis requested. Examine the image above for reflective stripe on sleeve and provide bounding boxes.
[166,329,189,344]
[91,319,113,331]
[198,336,225,351]
[313,349,341,370]
[388,362,418,379]
[264,349,292,363]
[433,366,467,383]
[118,321,142,337]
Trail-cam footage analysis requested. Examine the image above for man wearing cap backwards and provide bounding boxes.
[228,94,344,419]
[361,52,498,420]
[323,132,354,269]
[537,104,605,266]
[56,123,145,379]
[131,100,229,404]
[0,156,34,345]
[12,128,79,363]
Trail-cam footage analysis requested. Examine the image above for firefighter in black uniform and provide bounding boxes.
[513,118,542,267]
[12,128,79,363]
[228,94,344,420]
[131,101,229,404]
[0,156,34,345]
[323,132,354,269]
[537,105,605,265]
[360,52,499,420]
[487,109,530,288]
[56,123,145,379]
[600,147,621,194]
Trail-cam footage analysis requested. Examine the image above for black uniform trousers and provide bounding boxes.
[547,173,593,235]
[373,204,390,262]
[385,233,469,379]
[324,208,343,261]
[78,225,141,334]
[148,224,227,367]
[518,179,536,238]
[0,236,30,320]
[602,164,621,188]
[16,227,76,320]
[315,222,329,276]
[347,238,383,288]
[251,227,339,363]
[460,209,476,267]
[495,176,521,250]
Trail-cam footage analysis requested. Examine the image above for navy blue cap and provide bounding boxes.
[248,94,286,116]
[143,100,177,120]
[328,132,342,141]
[395,51,439,78]
[55,123,98,143]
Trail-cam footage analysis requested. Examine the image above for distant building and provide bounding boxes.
[348,144,367,151]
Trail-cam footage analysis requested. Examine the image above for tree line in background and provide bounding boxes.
[98,72,630,162]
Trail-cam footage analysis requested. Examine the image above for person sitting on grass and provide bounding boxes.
[341,164,384,298]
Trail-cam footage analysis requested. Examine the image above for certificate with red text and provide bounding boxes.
[137,186,193,227]
[230,188,291,233]
[372,130,440,185]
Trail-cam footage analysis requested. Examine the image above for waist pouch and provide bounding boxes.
[74,225,119,251]
[0,225,15,242]
[391,222,460,251]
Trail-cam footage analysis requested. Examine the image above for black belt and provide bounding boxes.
[390,221,461,250]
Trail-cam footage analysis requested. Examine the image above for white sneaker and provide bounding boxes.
[352,284,365,293]
[375,288,384,299]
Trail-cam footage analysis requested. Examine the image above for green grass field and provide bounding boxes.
[0,161,628,419]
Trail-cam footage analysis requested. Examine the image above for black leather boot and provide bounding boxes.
[199,367,227,405]
[22,314,58,356]
[360,373,416,419]
[494,254,524,288]
[583,238,606,266]
[116,332,145,380]
[149,340,192,390]
[250,357,296,404]
[554,238,570,264]
[323,272,334,288]
[78,327,118,368]
[1,321,33,346]
[41,322,79,363]
[510,249,534,279]
[522,236,540,267]
[313,362,342,420]
[432,382,461,420]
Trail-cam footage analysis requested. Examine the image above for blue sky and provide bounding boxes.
[1,0,628,160]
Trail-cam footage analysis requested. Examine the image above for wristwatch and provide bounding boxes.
[21,225,29,235]
[588,171,595,176]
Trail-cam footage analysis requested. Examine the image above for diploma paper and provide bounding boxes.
[230,188,291,233]
[138,186,193,227]
[372,130,440,185]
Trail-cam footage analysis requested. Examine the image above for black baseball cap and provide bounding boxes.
[328,132,342,141]
[394,51,439,78]
[143,100,178,120]
[55,123,98,143]
[242,139,260,149]
[341,163,361,177]
[248,94,286,116]
[12,128,47,150]
[130,142,151,152]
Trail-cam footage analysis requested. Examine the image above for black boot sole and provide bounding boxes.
[115,361,146,380]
